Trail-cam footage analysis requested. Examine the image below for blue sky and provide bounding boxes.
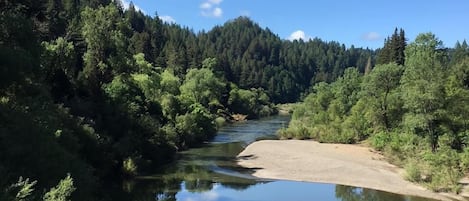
[121,0,468,49]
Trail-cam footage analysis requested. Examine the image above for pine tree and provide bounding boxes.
[451,40,469,66]
[377,37,391,64]
[397,28,406,65]
[377,28,406,65]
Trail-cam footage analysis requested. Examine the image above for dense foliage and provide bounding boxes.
[281,32,469,192]
[0,0,378,200]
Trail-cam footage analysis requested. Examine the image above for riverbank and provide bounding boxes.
[237,140,467,201]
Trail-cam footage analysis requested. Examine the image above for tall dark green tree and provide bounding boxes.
[451,40,469,66]
[377,28,406,65]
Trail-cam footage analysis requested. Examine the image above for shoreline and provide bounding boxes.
[236,140,466,201]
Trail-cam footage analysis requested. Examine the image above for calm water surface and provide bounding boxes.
[124,115,438,201]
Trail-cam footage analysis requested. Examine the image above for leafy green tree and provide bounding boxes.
[160,69,181,95]
[332,67,362,115]
[159,69,182,120]
[228,85,275,118]
[341,98,371,141]
[81,4,127,94]
[444,57,469,150]
[281,68,363,142]
[361,63,404,130]
[42,37,76,78]
[131,53,162,102]
[401,33,447,151]
[179,65,226,111]
[175,103,216,148]
[41,37,76,101]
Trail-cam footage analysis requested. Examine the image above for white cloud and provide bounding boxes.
[159,15,176,23]
[120,0,145,14]
[200,0,223,18]
[288,30,312,41]
[213,7,223,17]
[362,32,381,41]
[200,2,212,9]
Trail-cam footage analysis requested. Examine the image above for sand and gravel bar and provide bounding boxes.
[237,140,467,201]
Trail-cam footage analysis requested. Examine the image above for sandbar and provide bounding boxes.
[237,140,466,201]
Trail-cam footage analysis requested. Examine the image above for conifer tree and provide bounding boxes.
[377,28,406,65]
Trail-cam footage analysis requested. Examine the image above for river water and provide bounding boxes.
[124,115,437,201]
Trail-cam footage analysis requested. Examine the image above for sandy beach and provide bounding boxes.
[237,140,466,201]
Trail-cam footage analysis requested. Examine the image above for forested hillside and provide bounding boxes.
[282,32,469,192]
[0,0,378,200]
[199,17,374,102]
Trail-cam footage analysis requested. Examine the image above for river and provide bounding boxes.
[123,115,437,201]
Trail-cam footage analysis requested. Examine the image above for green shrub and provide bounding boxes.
[460,147,469,172]
[423,146,463,193]
[283,125,309,140]
[295,126,310,140]
[338,127,360,144]
[404,160,421,182]
[426,169,462,193]
[278,120,310,140]
[277,128,291,139]
[370,131,391,151]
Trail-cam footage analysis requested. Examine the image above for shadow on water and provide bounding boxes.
[120,115,438,201]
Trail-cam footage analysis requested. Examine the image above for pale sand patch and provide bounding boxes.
[237,140,466,201]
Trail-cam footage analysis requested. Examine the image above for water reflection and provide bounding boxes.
[173,181,437,201]
[335,185,433,201]
[123,159,261,201]
[123,140,261,201]
[121,116,436,201]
